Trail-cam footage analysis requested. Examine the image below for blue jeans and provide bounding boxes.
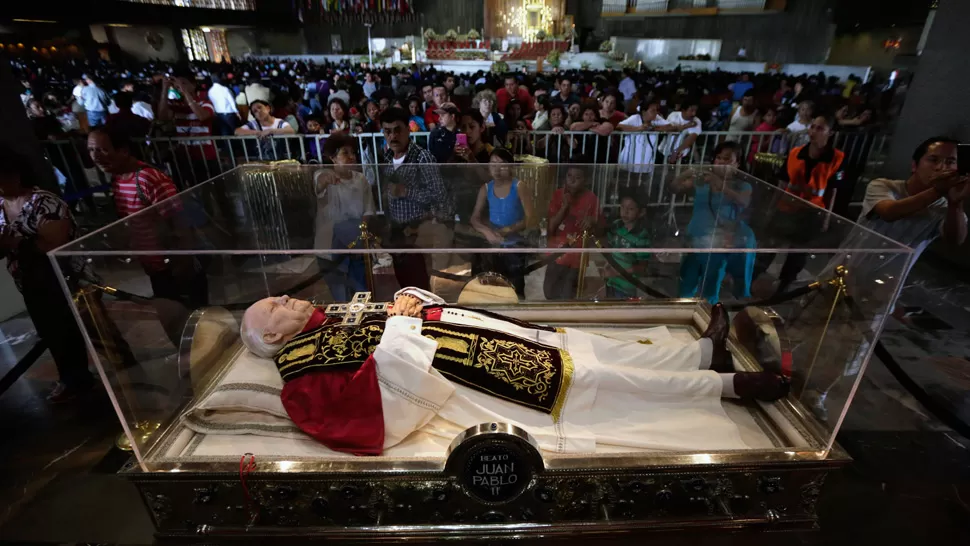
[679,251,755,304]
[318,257,367,302]
[87,110,107,128]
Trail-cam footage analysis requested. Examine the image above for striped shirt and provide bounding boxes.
[169,96,216,160]
[111,164,180,271]
[606,219,651,294]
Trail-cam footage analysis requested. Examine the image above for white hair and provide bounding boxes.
[240,308,285,358]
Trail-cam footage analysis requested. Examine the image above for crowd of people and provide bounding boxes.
[13,56,896,192]
[6,54,961,409]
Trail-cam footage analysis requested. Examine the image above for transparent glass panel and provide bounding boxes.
[51,164,910,470]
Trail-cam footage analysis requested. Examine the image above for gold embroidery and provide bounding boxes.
[278,342,316,365]
[430,336,471,355]
[552,349,574,423]
[637,339,653,345]
[276,323,384,376]
[476,339,557,401]
[423,325,476,341]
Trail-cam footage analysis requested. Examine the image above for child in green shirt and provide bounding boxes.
[605,193,651,299]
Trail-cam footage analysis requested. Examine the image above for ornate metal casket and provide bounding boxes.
[48,164,911,542]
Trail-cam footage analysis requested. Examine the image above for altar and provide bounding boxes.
[50,163,911,541]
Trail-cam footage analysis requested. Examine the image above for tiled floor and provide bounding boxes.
[0,258,968,546]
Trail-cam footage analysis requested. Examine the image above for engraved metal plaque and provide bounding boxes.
[445,423,544,505]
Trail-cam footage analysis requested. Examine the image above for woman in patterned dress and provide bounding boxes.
[0,150,96,402]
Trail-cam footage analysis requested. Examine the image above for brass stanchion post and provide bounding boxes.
[800,265,849,397]
[575,227,593,300]
[349,222,381,294]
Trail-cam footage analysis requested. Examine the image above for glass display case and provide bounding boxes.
[50,163,911,539]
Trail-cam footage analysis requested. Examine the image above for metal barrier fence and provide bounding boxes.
[41,129,889,215]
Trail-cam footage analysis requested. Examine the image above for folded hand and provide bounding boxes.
[389,294,423,318]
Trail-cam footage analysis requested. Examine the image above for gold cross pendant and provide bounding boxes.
[325,292,388,326]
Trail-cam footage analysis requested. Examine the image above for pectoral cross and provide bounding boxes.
[325,292,388,326]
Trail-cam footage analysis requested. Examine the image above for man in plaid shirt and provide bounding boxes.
[380,107,454,289]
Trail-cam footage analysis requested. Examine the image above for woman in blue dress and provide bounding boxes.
[671,141,757,303]
[469,148,535,297]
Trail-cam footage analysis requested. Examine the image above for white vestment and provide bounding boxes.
[375,305,749,454]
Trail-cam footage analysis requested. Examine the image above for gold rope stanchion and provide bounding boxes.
[799,265,849,397]
[348,222,381,294]
[74,286,119,367]
[75,284,161,452]
[574,227,593,300]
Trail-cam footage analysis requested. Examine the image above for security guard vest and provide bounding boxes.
[781,145,845,209]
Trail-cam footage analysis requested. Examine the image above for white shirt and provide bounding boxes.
[72,84,84,102]
[618,77,637,101]
[787,119,809,132]
[328,90,350,105]
[313,171,377,255]
[132,101,154,121]
[618,113,668,173]
[208,83,239,115]
[392,154,406,170]
[786,119,811,147]
[661,111,702,159]
[244,83,272,105]
[852,178,964,303]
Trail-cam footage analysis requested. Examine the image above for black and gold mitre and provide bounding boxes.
[274,315,387,382]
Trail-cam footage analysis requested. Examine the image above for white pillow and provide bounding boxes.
[183,350,288,425]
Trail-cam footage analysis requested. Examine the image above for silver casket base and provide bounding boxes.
[124,301,850,542]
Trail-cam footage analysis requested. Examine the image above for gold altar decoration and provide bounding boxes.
[488,0,566,40]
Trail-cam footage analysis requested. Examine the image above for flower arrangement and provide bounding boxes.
[580,60,591,70]
[535,29,547,41]
[423,28,437,40]
[444,29,459,40]
[491,60,510,74]
[467,29,481,40]
[545,49,561,69]
[599,40,613,53]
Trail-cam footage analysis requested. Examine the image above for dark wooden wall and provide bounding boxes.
[304,0,485,54]
[571,0,835,64]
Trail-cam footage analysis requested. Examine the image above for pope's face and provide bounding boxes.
[246,295,315,345]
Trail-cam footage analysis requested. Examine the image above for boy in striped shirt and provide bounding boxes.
[604,192,651,299]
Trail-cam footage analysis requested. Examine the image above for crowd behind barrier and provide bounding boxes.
[40,128,889,221]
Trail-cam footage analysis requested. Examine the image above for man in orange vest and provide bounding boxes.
[756,114,847,294]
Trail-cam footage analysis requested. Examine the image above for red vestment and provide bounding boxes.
[279,307,442,456]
